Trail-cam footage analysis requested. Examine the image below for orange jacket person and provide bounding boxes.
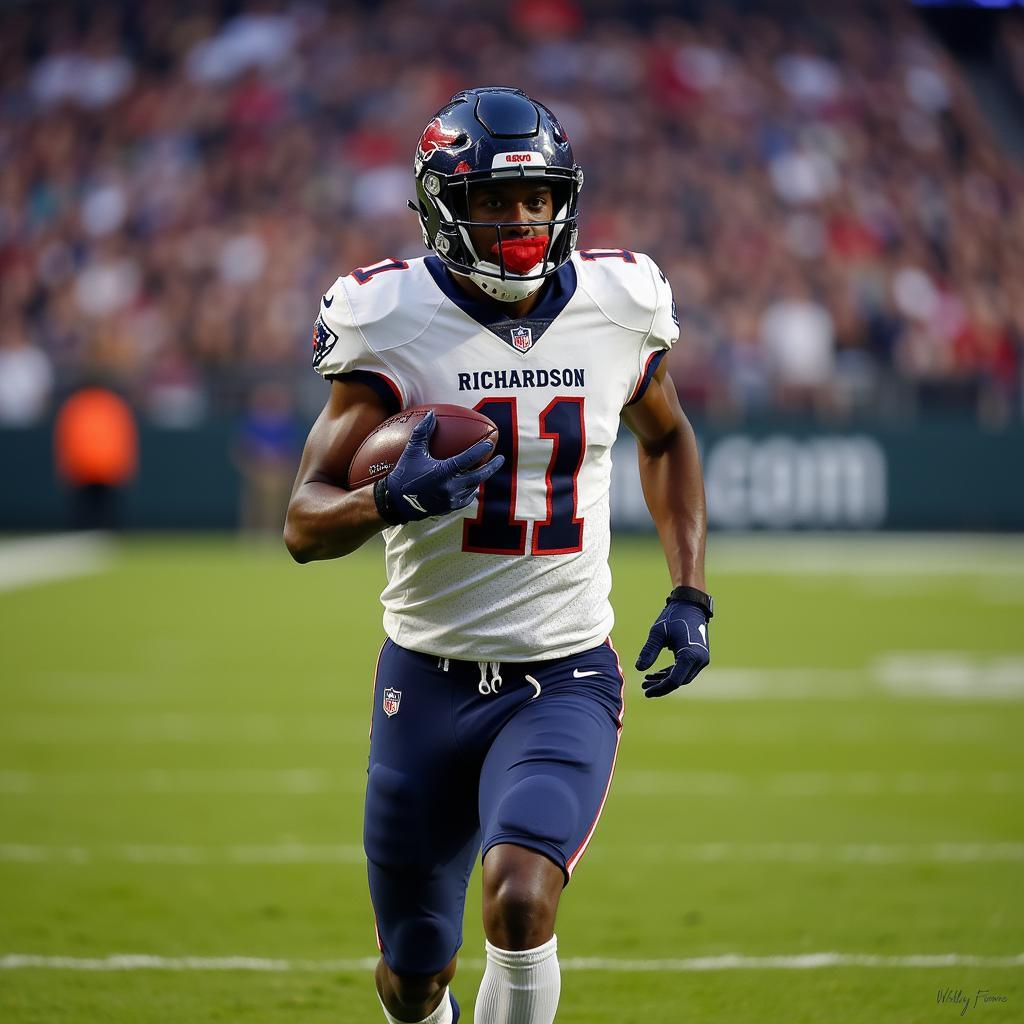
[54,388,138,530]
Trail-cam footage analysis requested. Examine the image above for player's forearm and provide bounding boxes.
[284,482,386,562]
[637,419,707,591]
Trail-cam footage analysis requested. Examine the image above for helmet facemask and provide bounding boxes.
[425,171,579,302]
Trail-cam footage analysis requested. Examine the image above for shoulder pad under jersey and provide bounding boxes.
[327,256,445,355]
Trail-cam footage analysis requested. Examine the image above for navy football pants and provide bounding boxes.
[364,638,625,976]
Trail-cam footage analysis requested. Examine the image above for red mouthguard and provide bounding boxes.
[491,236,550,275]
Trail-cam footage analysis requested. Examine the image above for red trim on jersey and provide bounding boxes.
[368,638,387,741]
[369,637,389,956]
[566,638,626,877]
[532,396,586,555]
[372,372,403,409]
[627,350,662,405]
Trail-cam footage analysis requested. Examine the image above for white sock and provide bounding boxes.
[473,936,560,1024]
[378,984,453,1024]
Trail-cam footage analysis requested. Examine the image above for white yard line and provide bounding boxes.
[0,533,113,593]
[707,533,1024,576]
[2,842,1022,865]
[0,769,338,795]
[1,952,1021,972]
[0,843,366,864]
[2,769,1019,798]
[613,770,1024,797]
[682,658,1024,700]
[0,714,359,744]
[596,843,1024,864]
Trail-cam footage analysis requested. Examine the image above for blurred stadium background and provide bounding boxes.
[1,0,1022,1022]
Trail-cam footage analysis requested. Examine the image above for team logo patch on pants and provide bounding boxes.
[383,687,402,717]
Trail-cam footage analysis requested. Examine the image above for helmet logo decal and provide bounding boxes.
[453,160,472,174]
[416,118,464,168]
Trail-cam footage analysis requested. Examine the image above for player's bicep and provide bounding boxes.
[620,360,687,455]
[292,379,392,492]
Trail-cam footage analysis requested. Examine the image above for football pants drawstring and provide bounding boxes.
[477,660,502,695]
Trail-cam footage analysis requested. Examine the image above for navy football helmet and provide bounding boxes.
[412,87,583,302]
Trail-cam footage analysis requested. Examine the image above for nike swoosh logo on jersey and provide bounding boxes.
[573,669,599,678]
[322,293,333,307]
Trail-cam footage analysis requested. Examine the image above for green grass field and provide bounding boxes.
[1,533,1022,1023]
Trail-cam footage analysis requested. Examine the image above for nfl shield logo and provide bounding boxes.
[383,687,402,717]
[510,326,533,353]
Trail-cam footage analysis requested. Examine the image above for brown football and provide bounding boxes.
[347,404,499,490]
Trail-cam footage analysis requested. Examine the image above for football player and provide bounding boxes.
[285,87,712,1024]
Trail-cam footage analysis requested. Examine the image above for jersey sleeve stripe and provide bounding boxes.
[326,370,402,414]
[625,349,667,406]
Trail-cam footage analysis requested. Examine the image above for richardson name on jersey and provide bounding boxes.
[457,367,586,392]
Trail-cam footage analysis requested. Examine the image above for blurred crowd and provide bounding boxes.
[1,0,1022,430]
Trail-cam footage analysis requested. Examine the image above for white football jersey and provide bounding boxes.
[312,249,677,661]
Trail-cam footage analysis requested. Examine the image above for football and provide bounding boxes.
[347,403,499,489]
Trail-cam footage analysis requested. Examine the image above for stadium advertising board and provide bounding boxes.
[0,420,1022,530]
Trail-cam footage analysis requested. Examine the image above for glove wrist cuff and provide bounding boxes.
[667,585,714,619]
[374,476,405,526]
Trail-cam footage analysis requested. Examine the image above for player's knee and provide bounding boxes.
[386,967,446,1009]
[381,953,456,1016]
[494,775,579,848]
[484,776,577,948]
[484,857,560,950]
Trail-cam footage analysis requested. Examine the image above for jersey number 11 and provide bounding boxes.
[463,397,585,557]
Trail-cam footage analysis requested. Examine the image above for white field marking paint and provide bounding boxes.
[0,714,361,744]
[2,769,1016,800]
[674,656,1024,701]
[3,842,1023,866]
[0,533,113,593]
[612,770,1024,797]
[876,653,1024,699]
[2,952,1023,972]
[0,769,349,796]
[0,843,366,864]
[678,669,866,701]
[708,533,1024,577]
[590,843,1024,865]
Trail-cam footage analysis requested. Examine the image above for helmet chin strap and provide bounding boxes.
[466,264,546,303]
[458,235,550,303]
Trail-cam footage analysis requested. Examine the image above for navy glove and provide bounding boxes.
[635,597,711,697]
[374,410,504,525]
